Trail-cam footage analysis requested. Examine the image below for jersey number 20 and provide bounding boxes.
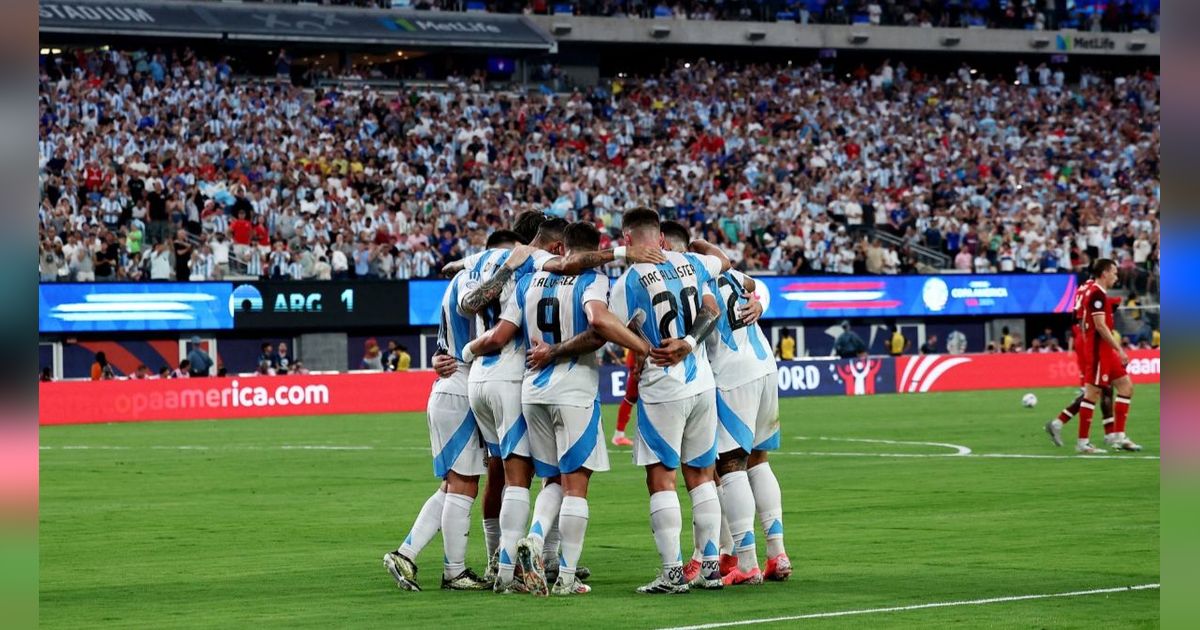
[652,286,699,339]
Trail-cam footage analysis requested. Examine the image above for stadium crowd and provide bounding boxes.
[220,0,1159,32]
[37,47,1159,294]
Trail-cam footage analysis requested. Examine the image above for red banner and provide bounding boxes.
[39,372,438,425]
[895,349,1160,394]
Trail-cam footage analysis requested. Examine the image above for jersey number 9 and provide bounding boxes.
[537,297,562,345]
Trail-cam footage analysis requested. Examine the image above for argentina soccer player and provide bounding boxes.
[479,221,654,595]
[383,267,491,592]
[660,221,791,585]
[608,208,728,594]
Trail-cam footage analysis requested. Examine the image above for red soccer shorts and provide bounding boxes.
[1084,346,1127,387]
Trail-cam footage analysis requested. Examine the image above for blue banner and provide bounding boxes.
[39,282,234,333]
[754,274,1078,319]
[596,357,897,403]
[408,280,450,326]
[410,273,1078,325]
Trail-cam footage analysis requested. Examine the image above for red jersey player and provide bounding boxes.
[1045,276,1116,447]
[611,348,639,446]
[1076,259,1140,453]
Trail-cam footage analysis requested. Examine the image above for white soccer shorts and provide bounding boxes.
[523,400,610,478]
[427,392,487,478]
[468,380,528,459]
[716,373,781,454]
[633,391,718,469]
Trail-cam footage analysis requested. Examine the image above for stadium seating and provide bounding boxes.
[36,49,1159,294]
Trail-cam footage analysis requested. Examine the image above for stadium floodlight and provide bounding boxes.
[1030,36,1050,48]
[1127,40,1147,51]
[940,35,961,46]
[848,32,869,44]
[651,24,671,38]
[746,30,766,41]
[552,22,572,36]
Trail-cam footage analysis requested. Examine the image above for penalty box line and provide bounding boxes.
[656,583,1161,630]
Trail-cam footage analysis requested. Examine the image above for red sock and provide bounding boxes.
[1103,419,1116,435]
[1078,400,1095,440]
[616,399,632,432]
[1114,396,1131,434]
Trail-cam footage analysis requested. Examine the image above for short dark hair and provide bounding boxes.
[512,211,549,244]
[486,229,523,249]
[622,207,660,233]
[564,221,601,251]
[1091,258,1117,277]
[535,217,569,245]
[660,220,691,248]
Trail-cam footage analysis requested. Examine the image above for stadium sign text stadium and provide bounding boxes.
[39,3,153,22]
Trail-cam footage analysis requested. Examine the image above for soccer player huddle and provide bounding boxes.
[1045,258,1141,454]
[384,209,792,596]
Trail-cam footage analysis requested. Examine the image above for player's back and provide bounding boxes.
[433,270,475,395]
[706,269,776,389]
[460,247,556,383]
[610,250,716,403]
[517,268,608,406]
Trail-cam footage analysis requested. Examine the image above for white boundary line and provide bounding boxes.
[785,436,1159,461]
[656,583,1160,630]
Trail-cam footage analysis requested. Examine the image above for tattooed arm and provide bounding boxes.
[649,294,721,367]
[458,245,532,315]
[541,246,667,275]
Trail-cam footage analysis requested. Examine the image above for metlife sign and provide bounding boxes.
[39,1,555,50]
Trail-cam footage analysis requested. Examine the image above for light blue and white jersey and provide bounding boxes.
[706,268,777,390]
[513,268,609,406]
[609,250,720,404]
[460,247,557,383]
[432,270,475,396]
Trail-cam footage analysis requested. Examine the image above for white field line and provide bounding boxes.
[656,583,1161,630]
[39,445,429,452]
[786,436,1159,461]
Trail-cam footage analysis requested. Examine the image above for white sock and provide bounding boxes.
[528,482,563,548]
[720,471,758,572]
[690,481,721,578]
[441,493,474,579]
[398,488,445,561]
[614,430,625,438]
[483,517,500,562]
[1077,437,1090,447]
[1051,418,1064,429]
[497,486,530,582]
[649,490,683,570]
[716,483,734,556]
[748,463,786,558]
[557,496,589,578]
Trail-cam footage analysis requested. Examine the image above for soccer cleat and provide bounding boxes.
[764,554,793,581]
[681,558,702,583]
[718,554,738,577]
[441,568,491,591]
[688,560,723,590]
[1076,442,1107,455]
[383,551,420,592]
[722,566,764,586]
[575,565,591,582]
[551,574,592,596]
[483,550,499,583]
[636,567,690,595]
[611,434,633,447]
[1113,437,1143,452]
[492,576,530,594]
[1044,420,1064,447]
[515,537,549,597]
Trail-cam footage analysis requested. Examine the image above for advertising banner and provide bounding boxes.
[39,282,234,333]
[754,274,1078,319]
[39,371,437,425]
[894,349,1160,393]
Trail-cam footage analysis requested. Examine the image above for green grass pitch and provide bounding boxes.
[40,386,1159,629]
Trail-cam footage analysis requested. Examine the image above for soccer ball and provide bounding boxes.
[1021,393,1038,408]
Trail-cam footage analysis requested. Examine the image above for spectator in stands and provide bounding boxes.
[395,345,412,371]
[775,329,796,360]
[292,361,310,375]
[131,364,151,380]
[888,326,910,357]
[919,334,940,355]
[40,367,53,382]
[172,360,192,378]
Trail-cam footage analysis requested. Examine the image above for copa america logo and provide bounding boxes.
[922,278,949,312]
